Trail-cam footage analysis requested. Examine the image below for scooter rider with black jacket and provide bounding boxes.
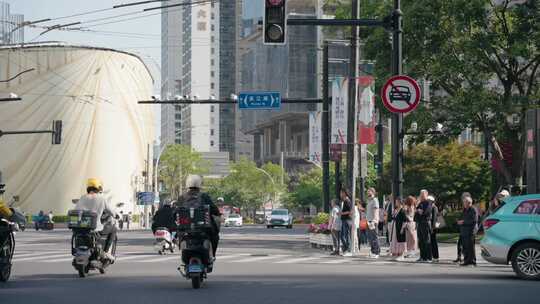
[174,175,221,258]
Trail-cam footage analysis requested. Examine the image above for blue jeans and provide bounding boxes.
[341,220,351,252]
[367,227,380,255]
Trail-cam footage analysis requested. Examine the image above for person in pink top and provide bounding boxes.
[403,196,418,258]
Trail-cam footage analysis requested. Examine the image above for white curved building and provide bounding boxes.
[0,43,155,214]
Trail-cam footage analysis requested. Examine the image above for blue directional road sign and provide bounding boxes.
[137,192,155,205]
[238,91,281,110]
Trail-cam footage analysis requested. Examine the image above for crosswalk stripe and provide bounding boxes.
[231,254,289,263]
[13,253,72,262]
[45,257,75,263]
[137,255,180,263]
[214,253,250,260]
[116,254,157,261]
[275,257,321,264]
[320,259,351,264]
[14,251,64,258]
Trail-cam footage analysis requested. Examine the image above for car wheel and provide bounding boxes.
[511,242,540,280]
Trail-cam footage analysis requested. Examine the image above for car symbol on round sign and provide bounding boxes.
[381,75,421,114]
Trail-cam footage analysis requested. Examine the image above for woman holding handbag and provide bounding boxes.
[390,198,407,260]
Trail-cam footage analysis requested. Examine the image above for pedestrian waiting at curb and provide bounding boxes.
[339,188,353,255]
[454,192,471,263]
[415,189,433,263]
[366,188,380,259]
[119,211,124,230]
[404,196,418,258]
[428,196,440,262]
[329,199,342,256]
[458,193,478,266]
[389,197,407,260]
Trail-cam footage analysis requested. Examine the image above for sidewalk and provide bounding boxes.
[326,238,488,265]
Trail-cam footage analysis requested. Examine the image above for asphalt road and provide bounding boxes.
[1,226,537,304]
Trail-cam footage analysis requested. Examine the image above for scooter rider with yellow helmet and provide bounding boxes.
[73,178,118,261]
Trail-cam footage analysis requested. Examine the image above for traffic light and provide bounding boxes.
[374,155,383,174]
[264,0,287,45]
[52,120,62,145]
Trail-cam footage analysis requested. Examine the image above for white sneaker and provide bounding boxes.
[395,256,405,261]
[343,252,353,257]
[368,253,379,259]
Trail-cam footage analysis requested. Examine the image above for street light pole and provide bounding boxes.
[255,167,278,207]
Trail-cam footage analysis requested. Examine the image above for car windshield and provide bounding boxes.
[228,214,240,218]
[272,210,288,216]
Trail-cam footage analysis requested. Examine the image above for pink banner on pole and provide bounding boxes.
[357,76,376,144]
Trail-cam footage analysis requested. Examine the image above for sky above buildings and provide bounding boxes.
[4,0,162,85]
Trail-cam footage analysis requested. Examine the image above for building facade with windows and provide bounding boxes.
[237,0,320,172]
[0,1,24,45]
[161,1,239,158]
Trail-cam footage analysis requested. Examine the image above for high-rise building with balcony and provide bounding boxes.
[0,1,24,45]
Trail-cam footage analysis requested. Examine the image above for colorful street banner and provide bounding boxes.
[357,76,376,144]
[309,111,322,165]
[331,77,349,145]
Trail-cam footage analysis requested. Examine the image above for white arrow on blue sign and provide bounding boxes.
[238,91,281,110]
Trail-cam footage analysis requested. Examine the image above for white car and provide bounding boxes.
[224,214,243,227]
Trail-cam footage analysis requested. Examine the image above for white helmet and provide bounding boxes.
[186,174,202,189]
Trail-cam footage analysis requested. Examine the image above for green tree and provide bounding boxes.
[355,0,540,189]
[287,168,324,210]
[383,142,491,204]
[159,144,210,199]
[215,159,288,218]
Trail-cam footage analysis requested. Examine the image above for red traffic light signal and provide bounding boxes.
[264,0,287,45]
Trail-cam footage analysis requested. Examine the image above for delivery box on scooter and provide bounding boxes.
[67,210,98,229]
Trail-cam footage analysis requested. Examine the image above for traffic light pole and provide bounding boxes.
[391,0,404,200]
[346,0,359,202]
[0,120,63,145]
[322,41,330,213]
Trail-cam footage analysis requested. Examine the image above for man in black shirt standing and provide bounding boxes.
[339,188,353,254]
[415,190,433,262]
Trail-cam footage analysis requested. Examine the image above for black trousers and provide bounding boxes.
[456,235,462,260]
[461,232,476,265]
[100,224,117,253]
[431,230,439,259]
[417,223,432,261]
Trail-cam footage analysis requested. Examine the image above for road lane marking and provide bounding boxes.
[275,257,321,264]
[137,255,180,263]
[231,254,290,263]
[320,259,351,264]
[13,253,72,262]
[116,254,157,261]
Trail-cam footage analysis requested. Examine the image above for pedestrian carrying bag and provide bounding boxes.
[436,215,446,229]
[359,219,368,231]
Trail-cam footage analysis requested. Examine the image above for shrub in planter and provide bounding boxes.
[313,213,329,225]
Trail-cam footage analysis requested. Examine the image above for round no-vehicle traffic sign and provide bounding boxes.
[381,75,421,114]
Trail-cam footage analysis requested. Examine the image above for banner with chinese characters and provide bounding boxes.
[309,111,322,165]
[357,76,376,144]
[331,77,349,145]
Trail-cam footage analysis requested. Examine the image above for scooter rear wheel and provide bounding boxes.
[191,274,202,289]
[77,265,87,278]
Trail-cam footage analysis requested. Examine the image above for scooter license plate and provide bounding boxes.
[188,264,203,273]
